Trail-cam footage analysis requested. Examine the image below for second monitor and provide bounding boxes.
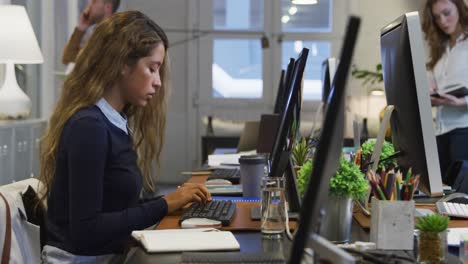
[380,12,443,197]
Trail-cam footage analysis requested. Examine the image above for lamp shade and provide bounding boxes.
[0,5,43,64]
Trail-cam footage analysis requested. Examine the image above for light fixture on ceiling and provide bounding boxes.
[291,0,318,5]
[369,88,385,96]
[288,6,298,15]
[281,15,290,24]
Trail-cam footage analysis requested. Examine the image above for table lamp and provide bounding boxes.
[0,5,44,119]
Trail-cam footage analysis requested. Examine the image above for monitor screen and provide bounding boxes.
[269,49,309,178]
[321,60,332,104]
[273,70,286,114]
[289,16,361,264]
[380,12,443,197]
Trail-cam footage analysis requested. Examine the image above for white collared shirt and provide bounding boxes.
[95,98,129,135]
[432,34,468,136]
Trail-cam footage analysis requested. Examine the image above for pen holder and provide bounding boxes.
[370,197,415,250]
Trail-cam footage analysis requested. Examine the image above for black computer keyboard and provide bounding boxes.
[208,169,241,184]
[179,200,236,226]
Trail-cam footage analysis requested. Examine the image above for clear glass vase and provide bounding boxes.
[416,230,447,264]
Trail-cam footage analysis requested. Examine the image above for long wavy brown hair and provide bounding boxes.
[422,0,468,70]
[39,10,171,203]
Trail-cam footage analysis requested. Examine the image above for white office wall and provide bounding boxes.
[126,0,192,184]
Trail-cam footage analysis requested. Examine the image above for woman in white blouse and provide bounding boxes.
[423,0,468,181]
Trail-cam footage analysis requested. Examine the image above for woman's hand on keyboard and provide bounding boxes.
[163,183,212,213]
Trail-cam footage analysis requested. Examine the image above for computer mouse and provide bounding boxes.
[205,179,233,186]
[180,218,222,229]
[439,192,468,204]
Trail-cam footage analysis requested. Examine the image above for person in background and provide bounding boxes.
[62,0,120,65]
[423,0,468,181]
[40,11,211,263]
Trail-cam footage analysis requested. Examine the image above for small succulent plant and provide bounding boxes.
[416,214,449,233]
[416,214,449,263]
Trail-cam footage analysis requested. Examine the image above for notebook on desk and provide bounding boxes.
[132,228,240,253]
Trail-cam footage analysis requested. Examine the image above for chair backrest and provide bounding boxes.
[256,114,280,154]
[237,121,260,152]
[0,178,44,263]
[0,192,11,264]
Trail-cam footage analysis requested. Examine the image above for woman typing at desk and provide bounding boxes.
[423,0,468,180]
[39,11,211,263]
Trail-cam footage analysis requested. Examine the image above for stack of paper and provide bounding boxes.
[208,153,242,167]
[132,228,240,253]
[208,150,257,167]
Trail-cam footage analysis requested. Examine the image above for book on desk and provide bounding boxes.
[132,228,240,253]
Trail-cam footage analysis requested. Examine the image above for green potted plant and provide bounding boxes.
[351,63,383,86]
[360,138,396,171]
[297,157,368,243]
[297,158,313,196]
[416,214,449,263]
[292,137,312,167]
[329,157,369,201]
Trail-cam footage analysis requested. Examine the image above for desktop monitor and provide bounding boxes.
[380,12,443,197]
[257,60,296,155]
[275,59,296,115]
[273,70,286,114]
[289,16,360,264]
[269,49,309,178]
[321,57,338,105]
[285,157,301,213]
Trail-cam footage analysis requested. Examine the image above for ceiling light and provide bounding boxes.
[369,89,385,96]
[312,43,318,56]
[288,6,298,15]
[281,15,290,24]
[292,0,318,5]
[294,40,303,54]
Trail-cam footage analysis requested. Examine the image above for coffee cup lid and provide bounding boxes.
[238,155,265,165]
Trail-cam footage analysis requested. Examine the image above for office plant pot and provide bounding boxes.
[416,230,447,263]
[319,196,353,244]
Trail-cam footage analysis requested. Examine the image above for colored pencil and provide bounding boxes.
[405,168,412,184]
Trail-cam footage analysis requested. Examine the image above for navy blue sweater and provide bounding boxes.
[45,106,168,256]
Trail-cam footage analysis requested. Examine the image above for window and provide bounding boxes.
[280,0,332,32]
[213,39,263,99]
[213,0,264,30]
[198,0,345,105]
[210,0,264,99]
[282,41,331,101]
[280,0,334,101]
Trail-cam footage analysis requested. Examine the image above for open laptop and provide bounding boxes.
[181,16,361,264]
